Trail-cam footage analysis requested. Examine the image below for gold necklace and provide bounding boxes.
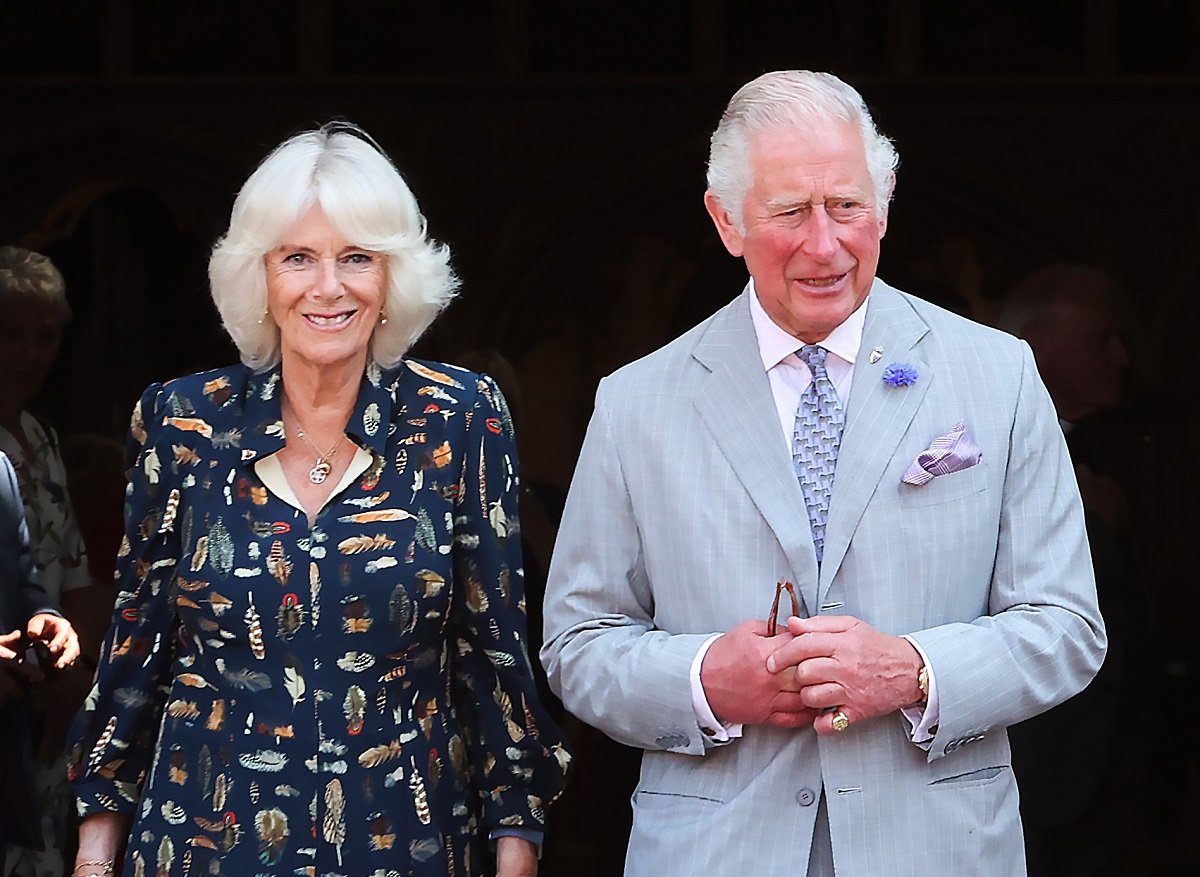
[287,408,342,484]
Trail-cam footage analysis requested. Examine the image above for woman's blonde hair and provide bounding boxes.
[208,122,459,370]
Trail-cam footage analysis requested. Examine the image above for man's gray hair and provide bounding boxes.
[706,70,899,230]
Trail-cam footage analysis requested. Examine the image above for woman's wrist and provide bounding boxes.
[74,811,128,877]
[72,861,114,877]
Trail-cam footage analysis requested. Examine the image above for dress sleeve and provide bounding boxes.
[448,374,570,832]
[67,382,183,816]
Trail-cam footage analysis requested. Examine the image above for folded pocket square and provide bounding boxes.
[902,421,982,486]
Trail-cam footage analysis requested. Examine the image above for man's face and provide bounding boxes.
[705,120,888,343]
[1026,288,1129,421]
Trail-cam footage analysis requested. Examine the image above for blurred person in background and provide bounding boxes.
[1,449,80,874]
[1000,264,1158,876]
[0,246,104,877]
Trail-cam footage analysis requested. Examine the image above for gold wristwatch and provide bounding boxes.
[916,664,930,704]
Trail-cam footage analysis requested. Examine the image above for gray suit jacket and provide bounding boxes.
[541,281,1105,876]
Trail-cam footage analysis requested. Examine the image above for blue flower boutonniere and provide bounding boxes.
[882,362,919,387]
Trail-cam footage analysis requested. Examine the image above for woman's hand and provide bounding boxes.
[495,835,538,877]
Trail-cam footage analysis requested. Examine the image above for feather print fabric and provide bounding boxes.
[68,360,569,876]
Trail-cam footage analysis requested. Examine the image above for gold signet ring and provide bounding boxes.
[831,710,850,732]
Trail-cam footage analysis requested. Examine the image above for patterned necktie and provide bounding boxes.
[792,345,845,564]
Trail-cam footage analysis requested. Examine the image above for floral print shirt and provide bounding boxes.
[68,360,569,877]
[0,411,90,602]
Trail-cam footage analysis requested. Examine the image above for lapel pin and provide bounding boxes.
[869,346,884,364]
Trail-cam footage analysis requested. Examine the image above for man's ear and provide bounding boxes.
[704,190,744,257]
[878,173,895,238]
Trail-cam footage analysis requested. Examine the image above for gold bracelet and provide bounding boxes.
[73,862,114,876]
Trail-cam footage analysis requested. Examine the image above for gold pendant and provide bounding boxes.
[309,460,332,484]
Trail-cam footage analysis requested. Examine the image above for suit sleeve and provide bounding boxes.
[908,341,1107,760]
[540,377,718,756]
[68,382,182,813]
[449,374,569,832]
[1,451,57,622]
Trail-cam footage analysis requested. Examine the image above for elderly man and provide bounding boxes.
[541,71,1105,876]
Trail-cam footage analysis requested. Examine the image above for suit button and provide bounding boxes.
[654,733,689,749]
[795,788,817,807]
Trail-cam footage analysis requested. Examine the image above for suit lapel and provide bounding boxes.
[691,291,821,615]
[819,281,931,593]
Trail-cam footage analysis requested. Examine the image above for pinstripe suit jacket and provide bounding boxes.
[541,280,1106,876]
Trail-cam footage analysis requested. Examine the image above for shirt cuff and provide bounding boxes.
[690,634,743,743]
[900,635,939,749]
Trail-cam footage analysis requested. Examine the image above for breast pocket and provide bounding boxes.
[896,460,989,509]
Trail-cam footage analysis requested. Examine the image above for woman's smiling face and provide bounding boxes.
[265,203,388,372]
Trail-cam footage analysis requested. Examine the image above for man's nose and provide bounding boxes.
[800,208,838,259]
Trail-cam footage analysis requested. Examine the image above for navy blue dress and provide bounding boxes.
[68,360,569,877]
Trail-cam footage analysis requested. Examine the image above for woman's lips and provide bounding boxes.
[304,310,356,329]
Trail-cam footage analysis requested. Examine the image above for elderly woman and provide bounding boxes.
[68,123,569,877]
[0,246,97,877]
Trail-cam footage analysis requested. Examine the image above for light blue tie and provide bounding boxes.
[792,345,845,564]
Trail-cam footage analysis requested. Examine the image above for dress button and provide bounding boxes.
[795,787,816,807]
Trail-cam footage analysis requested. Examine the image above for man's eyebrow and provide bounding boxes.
[764,197,812,211]
[764,193,868,211]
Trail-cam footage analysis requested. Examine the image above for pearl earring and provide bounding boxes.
[257,309,268,325]
[379,312,389,326]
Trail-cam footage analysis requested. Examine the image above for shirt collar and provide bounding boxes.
[239,361,399,463]
[747,278,869,371]
[343,362,399,458]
